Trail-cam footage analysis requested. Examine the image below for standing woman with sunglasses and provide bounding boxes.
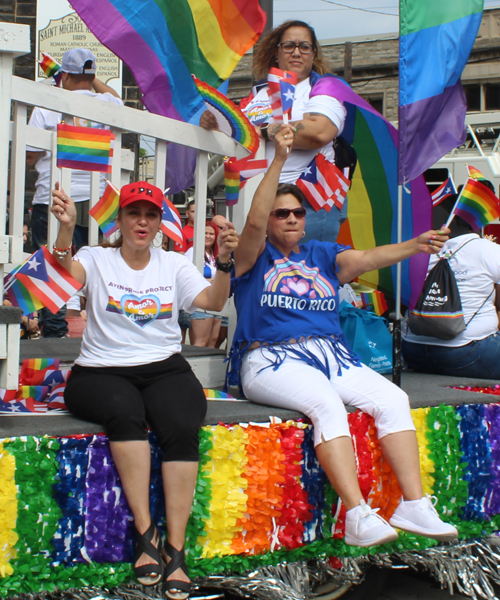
[201,20,347,243]
[226,127,458,549]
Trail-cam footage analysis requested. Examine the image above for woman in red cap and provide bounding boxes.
[51,181,238,598]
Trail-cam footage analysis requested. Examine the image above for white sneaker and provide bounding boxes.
[345,499,398,547]
[389,495,458,541]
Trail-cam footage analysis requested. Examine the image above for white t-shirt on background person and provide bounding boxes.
[243,77,347,184]
[75,246,210,367]
[403,234,500,347]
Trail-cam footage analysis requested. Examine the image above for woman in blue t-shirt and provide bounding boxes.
[228,124,457,548]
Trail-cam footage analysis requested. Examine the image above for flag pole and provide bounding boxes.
[393,182,403,387]
[444,179,467,229]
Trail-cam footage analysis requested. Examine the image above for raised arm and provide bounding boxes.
[192,223,239,311]
[265,113,338,150]
[50,183,86,285]
[92,78,121,98]
[233,125,295,278]
[336,229,451,286]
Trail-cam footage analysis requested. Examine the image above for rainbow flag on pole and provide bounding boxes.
[398,1,484,184]
[89,181,120,237]
[224,158,241,205]
[38,52,62,85]
[453,178,500,230]
[468,165,488,181]
[57,124,114,173]
[68,0,266,124]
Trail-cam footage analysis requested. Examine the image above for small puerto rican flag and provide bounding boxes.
[267,68,298,123]
[431,175,457,207]
[161,198,183,246]
[296,154,351,212]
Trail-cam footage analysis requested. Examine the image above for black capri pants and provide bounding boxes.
[65,353,207,462]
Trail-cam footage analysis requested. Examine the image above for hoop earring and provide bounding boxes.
[302,231,306,238]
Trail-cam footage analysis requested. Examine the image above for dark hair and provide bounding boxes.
[67,72,95,85]
[253,20,330,81]
[276,183,305,205]
[432,194,474,238]
[187,200,195,209]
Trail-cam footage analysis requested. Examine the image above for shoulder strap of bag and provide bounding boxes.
[465,289,495,327]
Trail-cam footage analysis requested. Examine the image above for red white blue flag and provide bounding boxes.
[239,157,270,186]
[431,175,457,207]
[296,154,351,212]
[267,68,298,122]
[10,247,82,315]
[161,198,183,246]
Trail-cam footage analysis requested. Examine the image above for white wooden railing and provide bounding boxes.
[0,21,260,388]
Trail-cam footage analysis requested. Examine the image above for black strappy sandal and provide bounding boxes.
[134,522,164,586]
[163,542,191,600]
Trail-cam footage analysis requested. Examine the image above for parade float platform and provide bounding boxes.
[0,338,499,599]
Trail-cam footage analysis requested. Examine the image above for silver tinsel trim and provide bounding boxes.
[5,540,500,600]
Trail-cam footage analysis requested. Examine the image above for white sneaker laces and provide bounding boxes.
[355,500,385,534]
[420,494,439,516]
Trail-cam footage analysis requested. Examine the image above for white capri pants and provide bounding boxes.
[241,338,415,447]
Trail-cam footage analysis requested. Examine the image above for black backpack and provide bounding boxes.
[333,136,357,182]
[408,239,490,340]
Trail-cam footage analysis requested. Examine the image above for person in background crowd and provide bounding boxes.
[402,195,500,379]
[185,222,223,347]
[201,20,349,244]
[174,200,195,254]
[26,48,123,338]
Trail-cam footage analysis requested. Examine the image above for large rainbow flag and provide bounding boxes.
[310,75,433,309]
[69,0,266,124]
[398,1,483,184]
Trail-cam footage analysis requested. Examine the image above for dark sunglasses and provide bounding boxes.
[270,207,307,219]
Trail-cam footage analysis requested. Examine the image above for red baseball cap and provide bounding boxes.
[119,181,164,210]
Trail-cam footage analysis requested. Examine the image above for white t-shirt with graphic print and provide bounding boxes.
[75,246,210,367]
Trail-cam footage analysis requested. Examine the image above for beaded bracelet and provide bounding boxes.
[53,244,72,259]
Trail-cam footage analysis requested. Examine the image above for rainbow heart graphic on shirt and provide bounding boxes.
[263,257,335,299]
[120,294,160,327]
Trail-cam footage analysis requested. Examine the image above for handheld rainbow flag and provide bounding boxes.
[468,165,488,181]
[360,290,389,317]
[38,52,62,85]
[267,68,298,123]
[448,178,500,230]
[161,199,183,246]
[57,124,114,173]
[89,181,120,237]
[7,248,83,315]
[224,158,241,205]
[193,77,259,155]
[69,0,265,124]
